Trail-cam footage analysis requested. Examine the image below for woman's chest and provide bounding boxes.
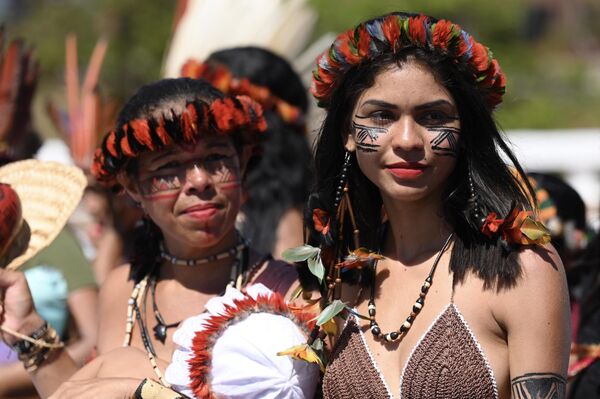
[327,278,509,398]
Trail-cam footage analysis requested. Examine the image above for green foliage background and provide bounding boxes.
[4,0,600,133]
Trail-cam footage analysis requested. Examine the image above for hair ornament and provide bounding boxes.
[481,203,551,246]
[181,60,305,128]
[312,13,506,109]
[91,95,266,188]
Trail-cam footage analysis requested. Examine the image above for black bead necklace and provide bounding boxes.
[367,233,454,342]
[152,239,247,343]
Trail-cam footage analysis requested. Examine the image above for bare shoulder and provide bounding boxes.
[517,244,566,283]
[493,244,569,320]
[97,263,135,354]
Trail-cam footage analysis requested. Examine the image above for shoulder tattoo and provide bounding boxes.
[511,373,566,399]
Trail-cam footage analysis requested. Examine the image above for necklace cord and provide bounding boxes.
[366,233,454,342]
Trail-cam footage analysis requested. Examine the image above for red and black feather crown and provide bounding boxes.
[91,94,266,189]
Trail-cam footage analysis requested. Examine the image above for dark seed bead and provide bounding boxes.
[406,315,414,323]
[371,325,381,336]
[412,304,422,313]
[399,324,407,333]
[421,285,429,294]
[416,297,424,305]
[425,276,432,284]
[368,308,376,317]
[390,331,399,340]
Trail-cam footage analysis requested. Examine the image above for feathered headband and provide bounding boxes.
[181,60,305,128]
[312,13,506,109]
[91,95,267,189]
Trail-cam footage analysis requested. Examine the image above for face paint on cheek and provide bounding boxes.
[211,160,241,191]
[140,175,182,201]
[428,126,461,157]
[351,119,388,153]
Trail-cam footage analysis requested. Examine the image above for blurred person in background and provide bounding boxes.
[0,30,98,399]
[528,172,589,273]
[568,231,600,398]
[0,160,94,398]
[181,46,314,260]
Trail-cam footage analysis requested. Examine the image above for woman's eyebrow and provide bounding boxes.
[414,99,456,111]
[359,99,398,110]
[205,142,233,149]
[148,149,177,163]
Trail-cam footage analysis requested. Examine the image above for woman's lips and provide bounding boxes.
[182,204,220,220]
[386,162,427,179]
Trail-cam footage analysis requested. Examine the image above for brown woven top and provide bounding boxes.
[323,304,498,399]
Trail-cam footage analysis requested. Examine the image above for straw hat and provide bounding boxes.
[0,159,86,270]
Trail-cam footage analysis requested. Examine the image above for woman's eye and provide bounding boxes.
[369,112,395,124]
[420,111,457,124]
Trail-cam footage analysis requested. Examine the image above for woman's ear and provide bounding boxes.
[116,171,142,204]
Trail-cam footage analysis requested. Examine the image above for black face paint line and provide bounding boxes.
[351,120,388,153]
[428,126,460,157]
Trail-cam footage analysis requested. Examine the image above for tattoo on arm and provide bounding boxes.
[428,126,460,157]
[511,373,566,399]
[351,120,388,153]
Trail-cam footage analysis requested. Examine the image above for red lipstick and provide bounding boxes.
[386,162,427,179]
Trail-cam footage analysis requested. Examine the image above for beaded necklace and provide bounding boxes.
[366,233,454,343]
[159,241,246,266]
[152,240,248,343]
[123,238,252,386]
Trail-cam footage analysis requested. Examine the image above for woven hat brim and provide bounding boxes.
[0,159,86,270]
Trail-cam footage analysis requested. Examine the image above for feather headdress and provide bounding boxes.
[312,13,506,109]
[46,34,114,172]
[0,26,39,159]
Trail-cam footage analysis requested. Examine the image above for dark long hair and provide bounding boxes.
[207,47,313,255]
[306,14,535,290]
[117,78,228,282]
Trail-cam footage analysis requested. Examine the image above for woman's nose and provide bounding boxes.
[390,117,425,152]
[183,164,213,194]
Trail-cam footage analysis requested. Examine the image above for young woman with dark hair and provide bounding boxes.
[181,46,313,259]
[301,12,570,398]
[0,78,318,398]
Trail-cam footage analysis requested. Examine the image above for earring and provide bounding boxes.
[466,170,486,230]
[333,152,351,210]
